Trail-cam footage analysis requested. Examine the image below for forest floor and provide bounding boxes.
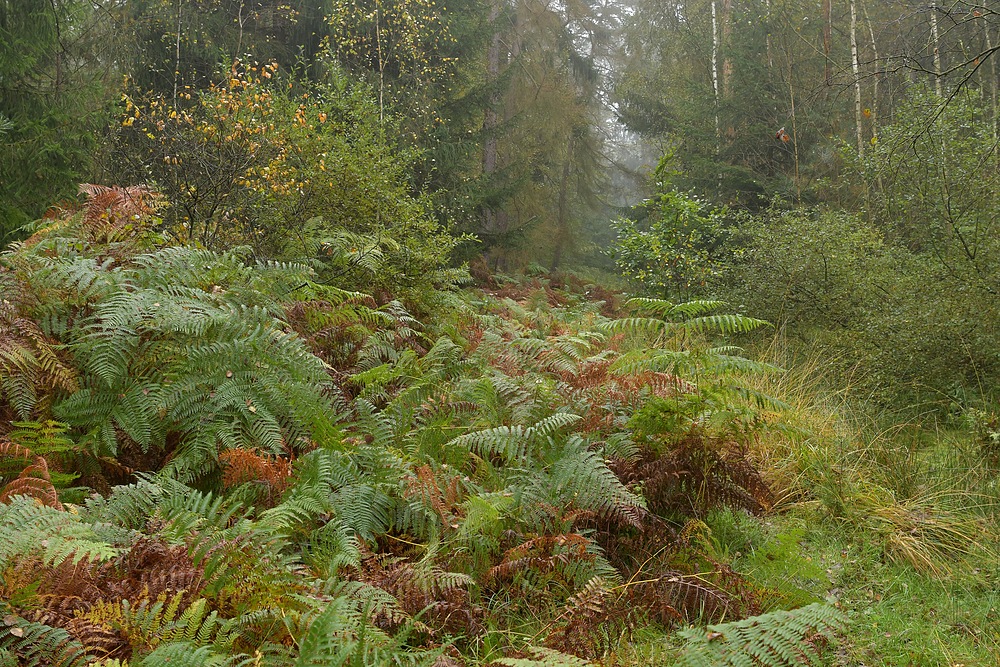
[613,424,1000,666]
[4,250,1000,666]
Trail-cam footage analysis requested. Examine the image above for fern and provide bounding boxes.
[0,276,78,418]
[618,299,768,335]
[0,496,117,570]
[82,476,168,529]
[674,603,847,667]
[447,413,582,463]
[538,436,646,527]
[492,647,592,666]
[0,605,90,667]
[82,593,225,656]
[139,641,231,666]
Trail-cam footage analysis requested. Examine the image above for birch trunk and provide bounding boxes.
[787,58,801,203]
[864,6,879,132]
[721,0,733,97]
[930,3,943,97]
[850,0,864,157]
[711,0,720,140]
[765,0,772,70]
[984,11,998,149]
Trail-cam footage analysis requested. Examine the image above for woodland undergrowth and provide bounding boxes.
[1,188,996,666]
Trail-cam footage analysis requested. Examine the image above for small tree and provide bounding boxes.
[610,160,725,299]
[106,59,462,295]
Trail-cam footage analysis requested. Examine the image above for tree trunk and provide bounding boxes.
[787,57,801,203]
[550,133,575,273]
[984,11,998,154]
[711,0,722,193]
[822,0,832,86]
[850,0,864,157]
[765,0,772,70]
[710,0,720,140]
[482,0,505,238]
[930,3,943,97]
[173,0,183,108]
[721,0,732,97]
[863,6,879,132]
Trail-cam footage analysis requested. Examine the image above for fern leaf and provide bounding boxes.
[675,603,846,667]
[492,647,592,666]
[675,314,770,336]
[0,611,90,667]
[0,496,117,569]
[139,641,230,667]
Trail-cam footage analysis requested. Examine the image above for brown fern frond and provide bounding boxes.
[569,362,695,436]
[283,296,379,372]
[79,183,160,225]
[0,443,63,509]
[0,438,36,461]
[24,605,75,629]
[39,537,205,610]
[39,560,106,607]
[612,437,773,518]
[0,474,62,509]
[117,538,205,602]
[487,534,593,584]
[65,616,126,659]
[628,571,740,624]
[545,576,618,659]
[6,539,206,660]
[18,592,130,660]
[78,184,160,240]
[0,277,79,418]
[354,545,481,636]
[220,448,293,504]
[404,465,465,530]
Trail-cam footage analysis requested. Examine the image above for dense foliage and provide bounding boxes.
[5,0,1000,665]
[0,190,862,665]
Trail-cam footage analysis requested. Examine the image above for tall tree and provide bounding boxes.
[125,0,332,95]
[0,0,122,237]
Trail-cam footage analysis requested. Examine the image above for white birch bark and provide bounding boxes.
[931,3,943,97]
[711,0,720,140]
[850,0,864,157]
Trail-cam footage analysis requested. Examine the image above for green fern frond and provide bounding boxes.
[257,490,329,535]
[609,349,695,377]
[447,413,581,463]
[291,597,362,667]
[543,436,647,525]
[675,603,847,667]
[139,641,231,667]
[0,607,90,667]
[308,520,362,577]
[492,647,592,666]
[0,496,117,569]
[330,484,395,542]
[82,476,166,528]
[676,314,770,336]
[598,316,669,339]
[604,300,769,341]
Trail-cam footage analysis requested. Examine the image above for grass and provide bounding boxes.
[608,505,1000,666]
[601,336,1000,666]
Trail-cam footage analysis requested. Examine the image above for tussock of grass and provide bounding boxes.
[855,485,989,576]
